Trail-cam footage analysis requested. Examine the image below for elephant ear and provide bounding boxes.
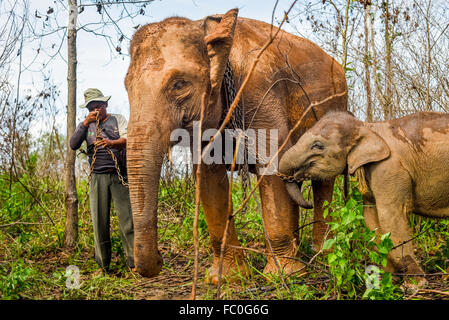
[347,126,391,174]
[203,8,238,105]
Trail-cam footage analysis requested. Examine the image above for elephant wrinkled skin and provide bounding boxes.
[125,9,347,282]
[279,111,449,289]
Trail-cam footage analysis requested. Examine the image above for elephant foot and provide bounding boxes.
[400,277,427,294]
[312,226,333,252]
[264,252,307,277]
[263,237,307,277]
[206,253,250,285]
[134,251,163,278]
[398,255,427,294]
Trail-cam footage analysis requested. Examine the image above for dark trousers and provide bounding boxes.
[90,172,134,269]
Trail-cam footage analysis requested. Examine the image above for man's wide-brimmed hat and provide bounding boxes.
[79,88,111,108]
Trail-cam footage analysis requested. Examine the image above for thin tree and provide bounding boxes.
[383,0,393,119]
[362,0,373,121]
[64,0,78,250]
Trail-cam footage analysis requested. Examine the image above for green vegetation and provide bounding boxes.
[1,151,449,300]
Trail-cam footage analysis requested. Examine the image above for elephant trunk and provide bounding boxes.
[285,181,313,209]
[279,144,313,209]
[127,125,166,277]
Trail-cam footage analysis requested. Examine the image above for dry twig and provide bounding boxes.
[418,288,449,297]
[216,133,243,299]
[190,92,208,300]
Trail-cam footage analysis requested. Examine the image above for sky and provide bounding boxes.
[13,0,298,135]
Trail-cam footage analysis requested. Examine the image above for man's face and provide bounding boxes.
[87,101,107,119]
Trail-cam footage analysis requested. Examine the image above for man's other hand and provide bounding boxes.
[83,110,99,127]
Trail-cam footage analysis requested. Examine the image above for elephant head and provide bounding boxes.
[279,112,390,203]
[124,9,239,277]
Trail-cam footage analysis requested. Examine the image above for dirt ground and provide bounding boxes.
[31,242,449,300]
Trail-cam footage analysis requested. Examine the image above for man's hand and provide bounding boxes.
[83,110,99,127]
[94,137,114,148]
[94,137,126,149]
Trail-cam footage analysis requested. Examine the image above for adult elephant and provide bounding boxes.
[125,8,347,282]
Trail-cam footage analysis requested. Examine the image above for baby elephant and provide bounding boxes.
[279,111,449,287]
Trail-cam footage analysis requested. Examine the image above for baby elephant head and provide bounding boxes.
[279,112,390,203]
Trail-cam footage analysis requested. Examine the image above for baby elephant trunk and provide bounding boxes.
[285,180,313,209]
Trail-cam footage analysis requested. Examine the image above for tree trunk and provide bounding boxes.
[64,0,78,250]
[368,5,386,119]
[425,0,433,111]
[341,0,351,70]
[384,0,393,119]
[363,2,373,121]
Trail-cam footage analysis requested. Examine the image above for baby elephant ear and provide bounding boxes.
[347,126,390,174]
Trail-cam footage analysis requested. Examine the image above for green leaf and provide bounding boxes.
[322,238,336,251]
[329,222,340,231]
[382,256,388,267]
[323,207,329,219]
[380,232,391,242]
[369,251,380,264]
[342,209,356,225]
[328,253,337,265]
[378,246,390,255]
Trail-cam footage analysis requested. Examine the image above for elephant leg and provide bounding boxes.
[258,174,306,276]
[369,170,426,290]
[375,202,427,290]
[311,179,334,251]
[363,202,381,238]
[362,203,394,273]
[196,163,249,284]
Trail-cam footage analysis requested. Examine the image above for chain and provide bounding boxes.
[222,60,245,131]
[106,147,129,187]
[224,129,300,183]
[275,171,300,183]
[222,61,250,213]
[222,61,301,185]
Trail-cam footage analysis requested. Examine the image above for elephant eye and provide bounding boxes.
[165,79,193,108]
[172,80,188,91]
[311,141,324,150]
[181,115,190,126]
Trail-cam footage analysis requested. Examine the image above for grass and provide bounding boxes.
[1,166,449,300]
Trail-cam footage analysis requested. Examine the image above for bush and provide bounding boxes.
[322,185,402,299]
[0,259,35,299]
